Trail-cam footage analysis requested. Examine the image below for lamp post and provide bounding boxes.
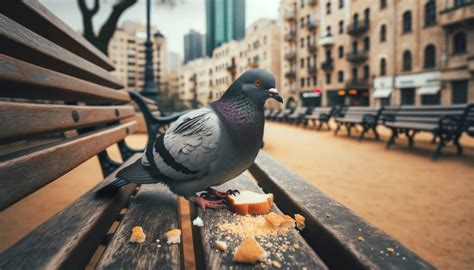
[141,0,160,101]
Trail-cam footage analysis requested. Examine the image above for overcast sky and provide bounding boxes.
[40,0,280,57]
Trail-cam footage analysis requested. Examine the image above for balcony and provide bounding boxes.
[226,62,237,72]
[439,2,474,27]
[307,19,317,32]
[284,51,297,61]
[284,31,297,42]
[308,0,317,6]
[307,65,317,75]
[284,7,296,21]
[307,44,317,54]
[321,60,334,71]
[345,79,369,89]
[319,35,334,47]
[285,70,296,80]
[347,22,370,36]
[346,51,368,63]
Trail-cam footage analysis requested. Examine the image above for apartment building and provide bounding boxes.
[281,0,473,108]
[108,21,167,92]
[176,19,281,107]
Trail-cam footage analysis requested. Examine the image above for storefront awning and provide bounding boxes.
[373,88,392,98]
[417,86,440,95]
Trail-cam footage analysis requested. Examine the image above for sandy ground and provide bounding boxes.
[1,123,473,269]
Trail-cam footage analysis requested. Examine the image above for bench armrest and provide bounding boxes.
[362,114,377,127]
[438,115,463,135]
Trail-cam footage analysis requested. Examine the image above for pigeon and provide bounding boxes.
[98,69,283,209]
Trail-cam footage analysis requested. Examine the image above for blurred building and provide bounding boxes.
[205,0,246,56]
[177,19,281,107]
[160,72,180,98]
[108,21,167,92]
[280,0,473,108]
[166,51,182,72]
[184,29,205,63]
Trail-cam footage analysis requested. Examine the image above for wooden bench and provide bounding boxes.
[382,105,469,159]
[334,107,382,140]
[266,108,281,120]
[304,107,335,130]
[274,108,293,122]
[287,106,310,125]
[0,2,434,269]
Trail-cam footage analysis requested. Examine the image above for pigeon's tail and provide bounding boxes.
[96,178,130,197]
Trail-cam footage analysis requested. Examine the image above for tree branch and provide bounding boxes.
[77,0,99,48]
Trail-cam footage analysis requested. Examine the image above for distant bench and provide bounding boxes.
[0,2,434,269]
[334,107,382,140]
[304,107,335,130]
[382,105,470,159]
[287,106,310,125]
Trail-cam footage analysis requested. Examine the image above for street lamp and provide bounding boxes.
[141,0,160,101]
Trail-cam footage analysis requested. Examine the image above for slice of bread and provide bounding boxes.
[227,190,274,215]
[233,237,267,264]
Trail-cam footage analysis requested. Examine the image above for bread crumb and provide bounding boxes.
[233,237,267,264]
[220,214,294,238]
[294,214,305,230]
[357,236,365,242]
[215,240,227,251]
[265,212,295,229]
[272,260,282,268]
[193,216,204,227]
[293,244,300,250]
[130,226,146,243]
[166,229,181,244]
[387,247,395,253]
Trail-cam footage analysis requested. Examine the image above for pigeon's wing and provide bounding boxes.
[143,107,221,181]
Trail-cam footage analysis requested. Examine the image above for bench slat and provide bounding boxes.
[250,151,434,269]
[0,54,129,103]
[96,184,182,270]
[0,101,135,144]
[192,173,328,269]
[0,0,114,71]
[0,14,123,89]
[0,154,139,269]
[0,121,137,210]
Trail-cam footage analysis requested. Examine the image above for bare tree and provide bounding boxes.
[78,0,137,55]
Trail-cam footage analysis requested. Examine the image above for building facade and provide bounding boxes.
[184,29,205,63]
[176,19,281,107]
[280,0,473,108]
[108,21,167,92]
[205,0,246,56]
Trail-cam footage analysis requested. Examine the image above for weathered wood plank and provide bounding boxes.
[191,173,328,270]
[0,54,129,103]
[0,121,137,210]
[250,151,434,269]
[96,184,182,270]
[0,0,114,71]
[0,14,123,89]
[0,101,135,143]
[0,154,140,270]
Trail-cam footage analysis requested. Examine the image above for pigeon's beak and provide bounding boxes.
[269,88,283,103]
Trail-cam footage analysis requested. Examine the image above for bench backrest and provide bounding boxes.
[289,106,307,116]
[0,1,136,211]
[339,106,381,121]
[386,105,468,124]
[311,107,333,117]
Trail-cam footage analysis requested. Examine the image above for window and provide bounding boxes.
[351,67,358,80]
[326,26,332,36]
[401,88,415,105]
[380,0,387,9]
[326,1,331,14]
[363,37,370,51]
[300,0,305,7]
[363,65,370,80]
[353,13,359,27]
[300,58,305,68]
[364,8,370,25]
[307,57,310,67]
[424,44,436,68]
[300,38,305,48]
[380,24,387,42]
[338,46,344,58]
[452,81,468,104]
[380,58,386,76]
[403,11,412,33]
[421,92,440,105]
[339,20,344,34]
[424,1,436,26]
[403,50,412,71]
[453,32,467,54]
[352,41,358,53]
[300,18,305,28]
[339,0,344,8]
[313,75,317,85]
[307,77,311,86]
[307,36,311,46]
[338,71,344,82]
[326,73,331,84]
[301,78,305,87]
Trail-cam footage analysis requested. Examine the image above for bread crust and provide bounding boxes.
[227,191,274,215]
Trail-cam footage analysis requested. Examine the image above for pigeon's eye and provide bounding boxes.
[254,80,261,87]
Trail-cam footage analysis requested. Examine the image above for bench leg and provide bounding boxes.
[372,127,380,140]
[346,124,352,137]
[405,130,416,148]
[433,137,446,160]
[431,135,437,144]
[358,126,367,141]
[326,121,331,130]
[317,121,323,130]
[334,122,341,135]
[386,128,397,149]
[453,134,463,156]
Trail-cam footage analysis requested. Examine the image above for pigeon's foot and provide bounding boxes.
[190,196,226,210]
[200,188,240,200]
